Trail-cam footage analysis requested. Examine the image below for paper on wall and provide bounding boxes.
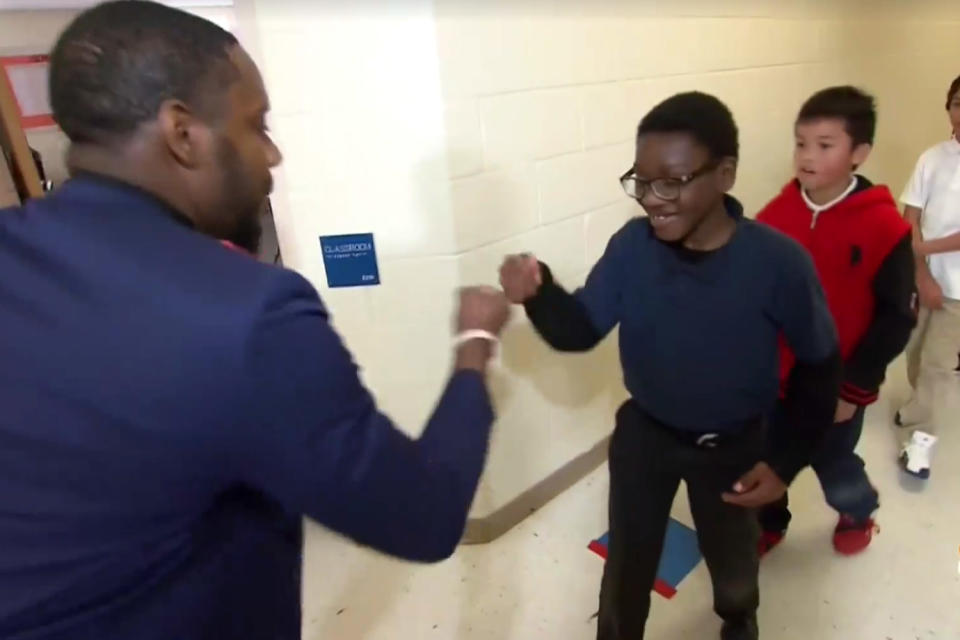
[6,62,50,118]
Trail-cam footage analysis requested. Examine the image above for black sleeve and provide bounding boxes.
[765,349,842,485]
[764,241,842,485]
[523,262,603,352]
[840,233,917,405]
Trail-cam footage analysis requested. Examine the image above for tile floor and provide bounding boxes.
[301,360,960,639]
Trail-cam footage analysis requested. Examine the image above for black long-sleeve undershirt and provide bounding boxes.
[840,233,917,405]
[523,263,601,352]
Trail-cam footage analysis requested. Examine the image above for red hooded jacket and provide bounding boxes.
[757,179,913,405]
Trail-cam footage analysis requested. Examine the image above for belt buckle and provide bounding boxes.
[696,433,720,448]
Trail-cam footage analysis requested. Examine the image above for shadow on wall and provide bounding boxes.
[471,325,623,543]
[494,321,621,409]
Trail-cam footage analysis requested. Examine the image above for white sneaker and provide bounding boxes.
[900,431,937,479]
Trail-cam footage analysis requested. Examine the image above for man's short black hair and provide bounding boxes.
[50,0,239,145]
[946,75,960,110]
[797,86,876,148]
[637,92,739,160]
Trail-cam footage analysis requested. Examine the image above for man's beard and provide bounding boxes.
[230,206,264,255]
[216,139,265,255]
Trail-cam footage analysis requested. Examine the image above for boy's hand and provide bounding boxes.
[499,254,542,304]
[917,271,944,310]
[834,399,858,423]
[721,462,786,508]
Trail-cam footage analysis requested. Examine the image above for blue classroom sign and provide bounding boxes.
[319,233,380,288]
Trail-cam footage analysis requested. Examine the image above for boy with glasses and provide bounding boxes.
[499,92,840,640]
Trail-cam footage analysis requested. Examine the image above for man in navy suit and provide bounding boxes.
[0,2,509,638]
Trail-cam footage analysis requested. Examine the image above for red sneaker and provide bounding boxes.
[758,530,784,557]
[832,516,878,555]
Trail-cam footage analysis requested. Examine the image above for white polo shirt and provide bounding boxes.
[902,137,960,300]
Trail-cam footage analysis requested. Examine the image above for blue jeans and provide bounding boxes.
[759,406,879,531]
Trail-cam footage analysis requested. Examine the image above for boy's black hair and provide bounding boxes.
[797,86,876,148]
[50,0,239,145]
[946,75,960,109]
[637,92,739,160]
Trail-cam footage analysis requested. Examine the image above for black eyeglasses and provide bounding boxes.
[620,160,719,202]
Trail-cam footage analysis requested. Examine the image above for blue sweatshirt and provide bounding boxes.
[0,175,493,639]
[525,197,840,478]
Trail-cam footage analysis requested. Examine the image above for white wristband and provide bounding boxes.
[453,329,499,348]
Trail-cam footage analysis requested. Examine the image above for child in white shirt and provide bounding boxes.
[896,74,960,478]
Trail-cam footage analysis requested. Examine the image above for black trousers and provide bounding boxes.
[597,402,762,640]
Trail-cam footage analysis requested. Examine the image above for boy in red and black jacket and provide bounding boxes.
[756,86,915,556]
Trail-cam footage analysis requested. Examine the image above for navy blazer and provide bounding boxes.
[0,175,493,639]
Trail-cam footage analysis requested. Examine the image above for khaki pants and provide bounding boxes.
[898,299,960,434]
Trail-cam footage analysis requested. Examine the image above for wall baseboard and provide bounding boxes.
[461,436,611,545]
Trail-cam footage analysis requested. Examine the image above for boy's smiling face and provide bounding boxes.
[794,117,871,194]
[632,132,734,244]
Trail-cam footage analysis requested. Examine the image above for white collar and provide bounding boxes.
[801,176,858,214]
[949,136,960,153]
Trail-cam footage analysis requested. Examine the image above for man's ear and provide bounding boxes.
[717,156,738,192]
[851,142,872,169]
[156,99,211,169]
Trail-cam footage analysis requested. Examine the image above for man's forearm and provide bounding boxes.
[455,340,494,372]
[244,296,497,564]
[357,371,495,562]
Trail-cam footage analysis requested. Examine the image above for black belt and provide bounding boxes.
[629,402,764,449]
